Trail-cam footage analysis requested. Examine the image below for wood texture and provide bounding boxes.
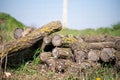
[0,21,62,59]
[14,28,24,39]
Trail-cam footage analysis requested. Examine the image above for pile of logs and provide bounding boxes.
[39,34,120,73]
[0,21,120,76]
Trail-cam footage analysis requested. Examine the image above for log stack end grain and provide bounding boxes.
[115,40,120,50]
[73,50,87,63]
[100,48,115,62]
[39,34,120,73]
[14,28,24,39]
[88,50,100,62]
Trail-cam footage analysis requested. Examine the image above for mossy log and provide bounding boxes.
[0,21,62,59]
[52,34,78,47]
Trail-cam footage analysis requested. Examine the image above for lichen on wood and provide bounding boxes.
[0,21,62,59]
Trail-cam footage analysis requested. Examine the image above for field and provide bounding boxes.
[0,13,120,80]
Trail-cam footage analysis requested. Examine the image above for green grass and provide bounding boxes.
[0,12,27,42]
[57,23,120,36]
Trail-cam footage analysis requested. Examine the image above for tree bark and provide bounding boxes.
[73,50,87,63]
[52,34,78,47]
[71,42,115,50]
[52,47,73,59]
[82,35,120,42]
[0,21,62,59]
[115,40,120,50]
[39,52,52,62]
[41,36,52,50]
[88,50,100,62]
[100,48,115,62]
[52,34,63,47]
[14,28,24,39]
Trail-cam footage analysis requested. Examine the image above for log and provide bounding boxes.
[41,36,52,50]
[45,57,56,72]
[68,63,81,75]
[81,35,105,42]
[52,34,78,47]
[22,28,34,37]
[45,58,67,73]
[52,47,73,59]
[115,51,120,71]
[0,21,62,59]
[89,42,115,50]
[115,40,120,50]
[82,35,120,42]
[14,28,24,39]
[52,34,62,47]
[100,48,115,62]
[55,59,67,73]
[88,50,100,62]
[71,42,115,50]
[39,52,52,62]
[73,50,87,63]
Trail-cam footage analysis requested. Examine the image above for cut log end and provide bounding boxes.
[52,34,62,47]
[39,52,52,62]
[115,40,120,50]
[14,28,24,39]
[88,50,100,62]
[100,48,115,62]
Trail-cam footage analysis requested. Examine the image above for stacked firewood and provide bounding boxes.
[39,34,120,73]
[1,21,120,77]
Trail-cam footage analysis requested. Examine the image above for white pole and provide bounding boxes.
[63,0,67,28]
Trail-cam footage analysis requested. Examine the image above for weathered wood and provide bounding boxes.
[115,40,120,50]
[0,21,62,59]
[52,47,73,59]
[82,35,120,42]
[14,28,24,39]
[22,28,34,37]
[73,50,87,63]
[52,34,77,47]
[100,48,115,62]
[52,34,62,47]
[45,57,56,72]
[68,63,81,75]
[55,59,67,73]
[45,58,67,73]
[39,52,52,62]
[88,50,100,62]
[82,35,105,42]
[71,42,115,50]
[41,36,52,50]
